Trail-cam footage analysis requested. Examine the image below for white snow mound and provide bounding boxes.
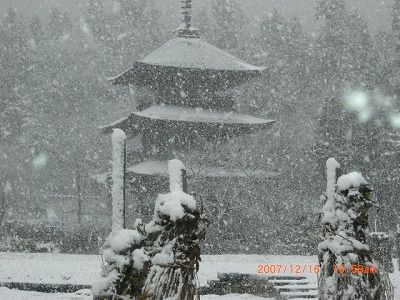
[154,191,196,222]
[337,172,367,191]
[110,229,141,253]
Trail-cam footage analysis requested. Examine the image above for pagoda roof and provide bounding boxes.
[140,37,264,72]
[136,105,270,124]
[100,105,275,136]
[128,160,278,179]
[109,37,265,87]
[92,160,279,185]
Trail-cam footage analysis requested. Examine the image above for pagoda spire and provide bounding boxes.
[177,0,199,38]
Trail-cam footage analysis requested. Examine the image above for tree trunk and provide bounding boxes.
[0,183,6,226]
[75,168,82,225]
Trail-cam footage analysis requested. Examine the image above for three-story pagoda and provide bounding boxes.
[99,0,277,203]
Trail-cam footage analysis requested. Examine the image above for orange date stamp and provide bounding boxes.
[257,264,321,275]
[257,264,377,275]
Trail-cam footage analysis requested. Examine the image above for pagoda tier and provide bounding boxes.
[100,105,275,158]
[109,37,265,90]
[101,105,274,135]
[92,160,279,194]
[109,37,265,110]
[126,160,278,179]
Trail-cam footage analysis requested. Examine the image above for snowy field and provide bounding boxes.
[0,288,271,300]
[0,252,398,299]
[0,252,317,286]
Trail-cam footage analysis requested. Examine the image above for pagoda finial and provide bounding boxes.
[177,0,199,38]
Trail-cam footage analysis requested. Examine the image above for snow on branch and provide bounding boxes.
[337,172,367,192]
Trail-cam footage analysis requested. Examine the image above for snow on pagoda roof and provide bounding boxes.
[100,105,275,135]
[91,160,278,186]
[138,37,265,72]
[134,105,272,125]
[129,160,279,179]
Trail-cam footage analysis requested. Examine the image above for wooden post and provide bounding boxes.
[76,168,82,226]
[325,158,341,203]
[168,159,187,193]
[182,169,188,193]
[123,141,127,229]
[397,225,400,271]
[0,181,6,227]
[111,129,127,232]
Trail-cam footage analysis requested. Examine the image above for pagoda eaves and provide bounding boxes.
[101,105,275,138]
[92,160,279,186]
[128,160,279,180]
[109,37,265,89]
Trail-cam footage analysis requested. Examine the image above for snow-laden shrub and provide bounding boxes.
[142,159,208,300]
[92,227,149,300]
[92,128,152,300]
[93,159,208,300]
[318,158,394,300]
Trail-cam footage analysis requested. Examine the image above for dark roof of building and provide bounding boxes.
[108,37,265,86]
[100,105,275,136]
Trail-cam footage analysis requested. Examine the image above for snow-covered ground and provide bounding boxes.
[0,252,317,286]
[0,252,398,299]
[0,287,90,300]
[0,287,271,300]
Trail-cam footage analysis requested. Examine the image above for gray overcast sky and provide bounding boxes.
[0,0,393,33]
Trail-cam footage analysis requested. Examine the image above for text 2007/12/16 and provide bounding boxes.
[257,264,321,274]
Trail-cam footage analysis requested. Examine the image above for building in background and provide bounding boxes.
[96,0,277,225]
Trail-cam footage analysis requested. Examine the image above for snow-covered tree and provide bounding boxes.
[92,228,149,300]
[314,0,372,93]
[30,15,45,46]
[211,0,245,50]
[371,31,394,91]
[314,98,351,175]
[393,0,400,44]
[316,0,346,20]
[0,2,138,226]
[346,11,373,85]
[195,8,213,40]
[93,159,207,300]
[314,91,385,184]
[86,0,106,42]
[259,9,290,59]
[256,9,311,116]
[388,0,400,98]
[0,8,36,222]
[318,158,393,300]
[48,8,72,40]
[85,0,163,70]
[143,160,208,300]
[0,8,31,143]
[349,116,382,175]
